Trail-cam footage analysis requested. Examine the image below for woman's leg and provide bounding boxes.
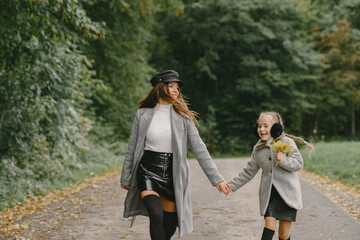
[262,217,276,240]
[264,216,276,230]
[278,220,292,240]
[141,191,165,240]
[160,195,177,240]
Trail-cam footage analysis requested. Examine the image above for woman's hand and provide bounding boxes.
[121,184,130,190]
[276,151,284,162]
[216,181,231,195]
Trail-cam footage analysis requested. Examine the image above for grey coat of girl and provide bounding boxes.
[120,105,225,237]
[230,135,303,215]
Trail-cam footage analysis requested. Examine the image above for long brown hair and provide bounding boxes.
[259,111,314,153]
[139,82,198,124]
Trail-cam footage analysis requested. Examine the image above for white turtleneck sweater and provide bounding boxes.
[144,103,172,153]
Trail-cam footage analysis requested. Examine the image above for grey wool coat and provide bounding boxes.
[120,105,225,238]
[230,136,303,215]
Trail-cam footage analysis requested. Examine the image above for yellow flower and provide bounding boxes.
[268,140,293,154]
[267,140,294,167]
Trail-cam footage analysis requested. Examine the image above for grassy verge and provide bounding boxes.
[0,141,127,211]
[300,141,360,185]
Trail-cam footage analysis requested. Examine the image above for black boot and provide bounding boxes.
[261,227,275,240]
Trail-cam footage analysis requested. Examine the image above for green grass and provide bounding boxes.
[0,141,127,211]
[300,141,360,185]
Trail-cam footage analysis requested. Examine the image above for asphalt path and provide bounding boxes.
[4,158,360,240]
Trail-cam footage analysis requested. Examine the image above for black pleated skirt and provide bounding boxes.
[264,185,297,222]
[137,150,175,202]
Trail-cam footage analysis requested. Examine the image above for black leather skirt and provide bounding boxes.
[264,185,297,222]
[137,150,175,202]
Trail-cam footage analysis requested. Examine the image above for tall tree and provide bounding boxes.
[309,0,360,138]
[315,19,360,136]
[0,0,105,208]
[150,0,323,153]
[83,0,184,140]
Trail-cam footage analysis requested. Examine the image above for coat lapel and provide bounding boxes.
[170,105,184,156]
[138,108,155,145]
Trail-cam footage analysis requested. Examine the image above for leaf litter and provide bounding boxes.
[299,170,360,221]
[0,170,120,237]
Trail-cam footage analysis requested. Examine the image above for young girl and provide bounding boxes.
[228,111,313,240]
[120,70,229,240]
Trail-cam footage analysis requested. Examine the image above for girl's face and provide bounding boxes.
[257,114,275,141]
[167,82,180,100]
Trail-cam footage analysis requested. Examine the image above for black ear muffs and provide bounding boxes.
[270,122,283,139]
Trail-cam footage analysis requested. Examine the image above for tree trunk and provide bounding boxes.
[351,108,355,136]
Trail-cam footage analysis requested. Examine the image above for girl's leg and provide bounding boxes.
[262,217,276,240]
[141,191,165,240]
[160,195,177,240]
[278,219,292,240]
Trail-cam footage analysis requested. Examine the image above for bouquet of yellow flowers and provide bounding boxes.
[268,140,293,166]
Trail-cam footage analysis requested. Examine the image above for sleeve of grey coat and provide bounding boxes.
[120,110,141,185]
[230,151,260,192]
[277,138,303,172]
[186,119,224,186]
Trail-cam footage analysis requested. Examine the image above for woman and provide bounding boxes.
[120,70,230,239]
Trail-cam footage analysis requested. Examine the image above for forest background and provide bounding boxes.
[1,0,360,210]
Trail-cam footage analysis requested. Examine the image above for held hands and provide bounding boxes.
[123,182,232,195]
[215,181,232,195]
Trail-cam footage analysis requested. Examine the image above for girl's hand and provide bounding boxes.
[216,181,231,195]
[121,184,130,190]
[276,151,284,162]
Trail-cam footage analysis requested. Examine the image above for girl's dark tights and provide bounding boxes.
[142,195,178,240]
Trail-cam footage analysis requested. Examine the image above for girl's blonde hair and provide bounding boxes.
[259,111,314,153]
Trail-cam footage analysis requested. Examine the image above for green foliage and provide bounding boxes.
[301,141,360,185]
[150,0,323,153]
[0,0,112,210]
[309,0,360,138]
[82,0,184,139]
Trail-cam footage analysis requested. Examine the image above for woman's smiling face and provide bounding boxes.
[167,82,180,100]
[257,114,275,141]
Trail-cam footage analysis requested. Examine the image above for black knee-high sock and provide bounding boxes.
[142,195,165,240]
[261,227,275,240]
[163,211,177,240]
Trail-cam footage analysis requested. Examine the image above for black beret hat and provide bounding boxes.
[150,70,184,87]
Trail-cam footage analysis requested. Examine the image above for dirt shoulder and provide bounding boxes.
[298,170,360,221]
